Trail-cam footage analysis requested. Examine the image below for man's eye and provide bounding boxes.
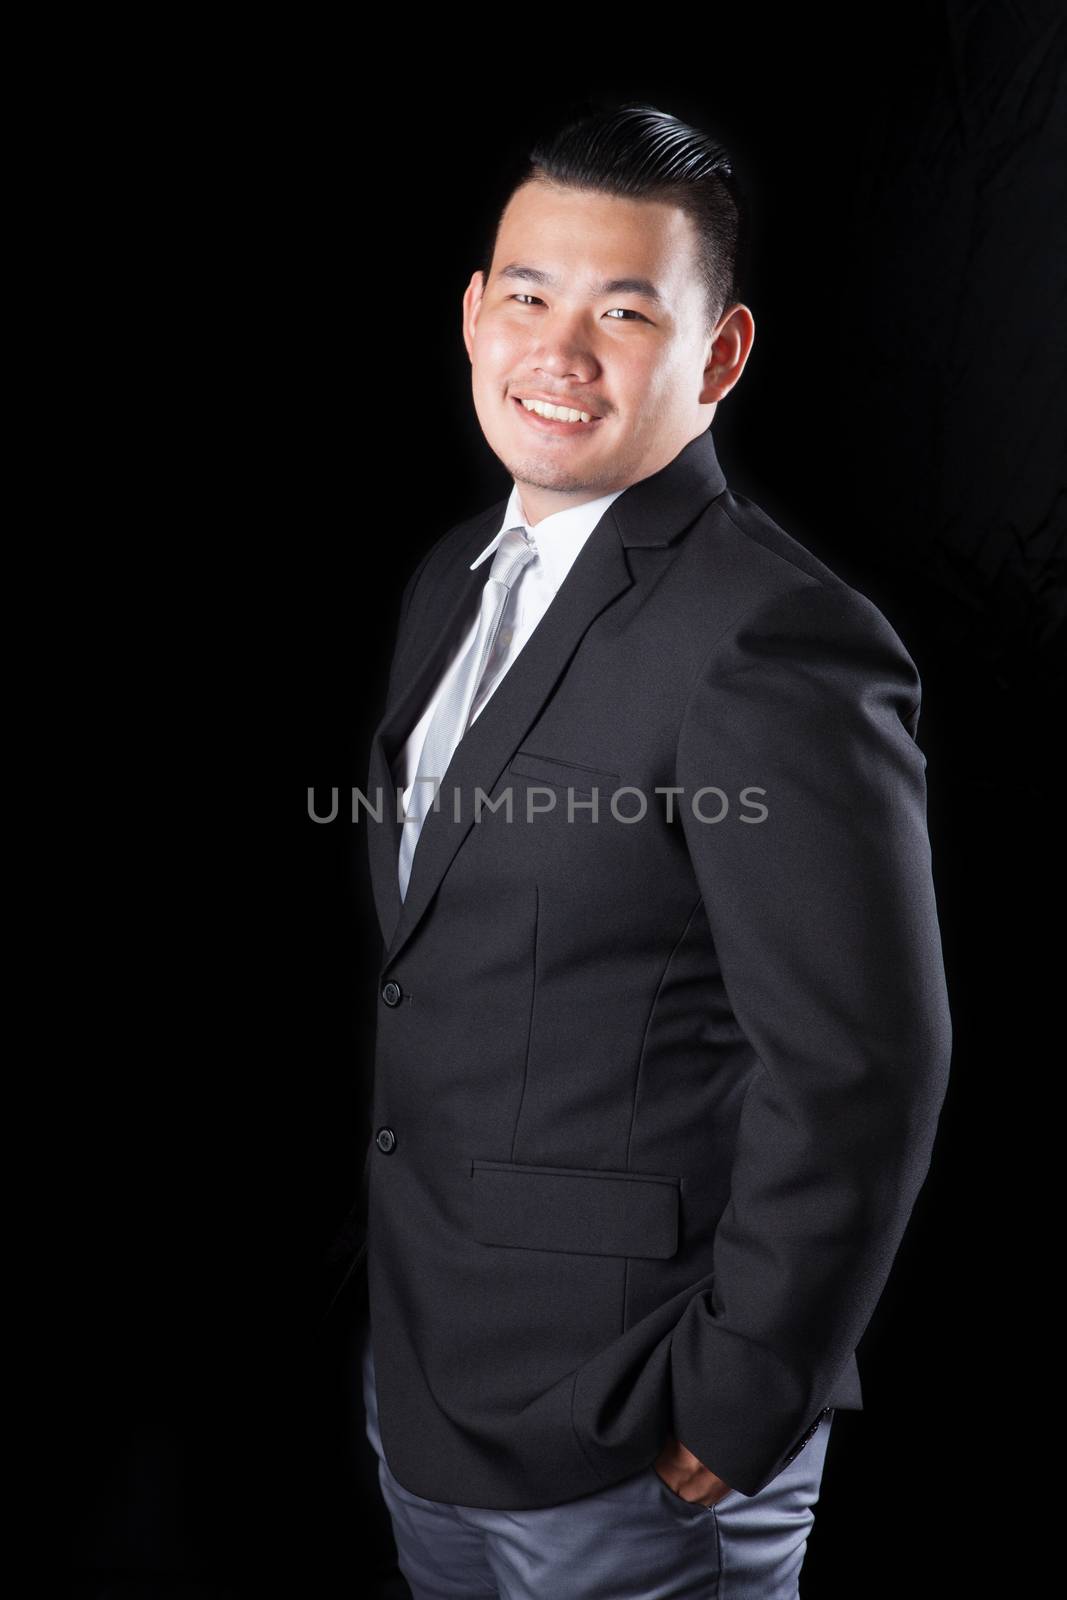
[510,294,646,322]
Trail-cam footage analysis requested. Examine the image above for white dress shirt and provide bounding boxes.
[393,481,627,815]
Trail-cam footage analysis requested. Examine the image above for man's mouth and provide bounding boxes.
[511,395,604,436]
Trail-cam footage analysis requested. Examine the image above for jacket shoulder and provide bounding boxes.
[394,495,508,633]
[406,496,508,590]
[694,487,916,666]
[716,487,868,592]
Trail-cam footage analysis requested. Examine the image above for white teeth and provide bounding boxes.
[520,398,595,424]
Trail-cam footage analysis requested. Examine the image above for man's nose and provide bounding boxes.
[531,340,599,383]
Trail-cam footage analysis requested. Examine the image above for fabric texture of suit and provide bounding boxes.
[324,426,952,1510]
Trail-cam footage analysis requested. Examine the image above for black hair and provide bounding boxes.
[480,99,750,339]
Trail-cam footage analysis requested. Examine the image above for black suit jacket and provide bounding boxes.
[325,427,952,1508]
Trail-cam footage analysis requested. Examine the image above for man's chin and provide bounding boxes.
[492,444,620,497]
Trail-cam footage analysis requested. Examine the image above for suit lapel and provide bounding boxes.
[366,427,728,967]
[365,500,504,948]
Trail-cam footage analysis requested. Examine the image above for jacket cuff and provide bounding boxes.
[670,1311,840,1496]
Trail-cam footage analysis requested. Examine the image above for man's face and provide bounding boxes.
[462,180,745,513]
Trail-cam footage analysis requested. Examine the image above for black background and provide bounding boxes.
[63,9,1064,1597]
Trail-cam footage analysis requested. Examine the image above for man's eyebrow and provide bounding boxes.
[496,263,665,307]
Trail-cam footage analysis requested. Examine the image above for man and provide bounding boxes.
[327,100,952,1598]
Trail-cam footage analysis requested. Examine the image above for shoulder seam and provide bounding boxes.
[717,498,846,592]
[672,575,882,770]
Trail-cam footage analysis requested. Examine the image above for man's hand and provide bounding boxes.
[653,1435,734,1508]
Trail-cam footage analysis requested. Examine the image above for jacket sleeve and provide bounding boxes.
[670,576,953,1495]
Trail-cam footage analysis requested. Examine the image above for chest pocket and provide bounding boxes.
[508,750,621,795]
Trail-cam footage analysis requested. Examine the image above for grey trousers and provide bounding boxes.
[361,1324,834,1600]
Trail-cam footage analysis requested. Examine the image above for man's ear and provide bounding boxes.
[461,269,486,362]
[699,303,756,406]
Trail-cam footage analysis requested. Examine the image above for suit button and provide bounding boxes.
[376,1127,397,1154]
[381,981,402,1006]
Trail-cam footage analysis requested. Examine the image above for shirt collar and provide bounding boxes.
[469,482,628,592]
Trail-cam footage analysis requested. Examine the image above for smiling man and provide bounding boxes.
[469,181,745,512]
[333,100,952,1599]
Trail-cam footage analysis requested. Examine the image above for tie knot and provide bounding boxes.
[488,526,537,590]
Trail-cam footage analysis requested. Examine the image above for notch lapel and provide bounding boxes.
[368,505,633,964]
[364,500,504,950]
[365,427,728,968]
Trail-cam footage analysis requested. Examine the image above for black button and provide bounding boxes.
[376,1127,397,1154]
[381,981,402,1006]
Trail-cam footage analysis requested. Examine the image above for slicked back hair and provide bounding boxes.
[480,99,750,341]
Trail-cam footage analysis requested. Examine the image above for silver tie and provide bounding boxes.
[397,527,536,901]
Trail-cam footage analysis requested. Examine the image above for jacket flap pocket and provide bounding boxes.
[469,1160,679,1259]
[508,750,621,793]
